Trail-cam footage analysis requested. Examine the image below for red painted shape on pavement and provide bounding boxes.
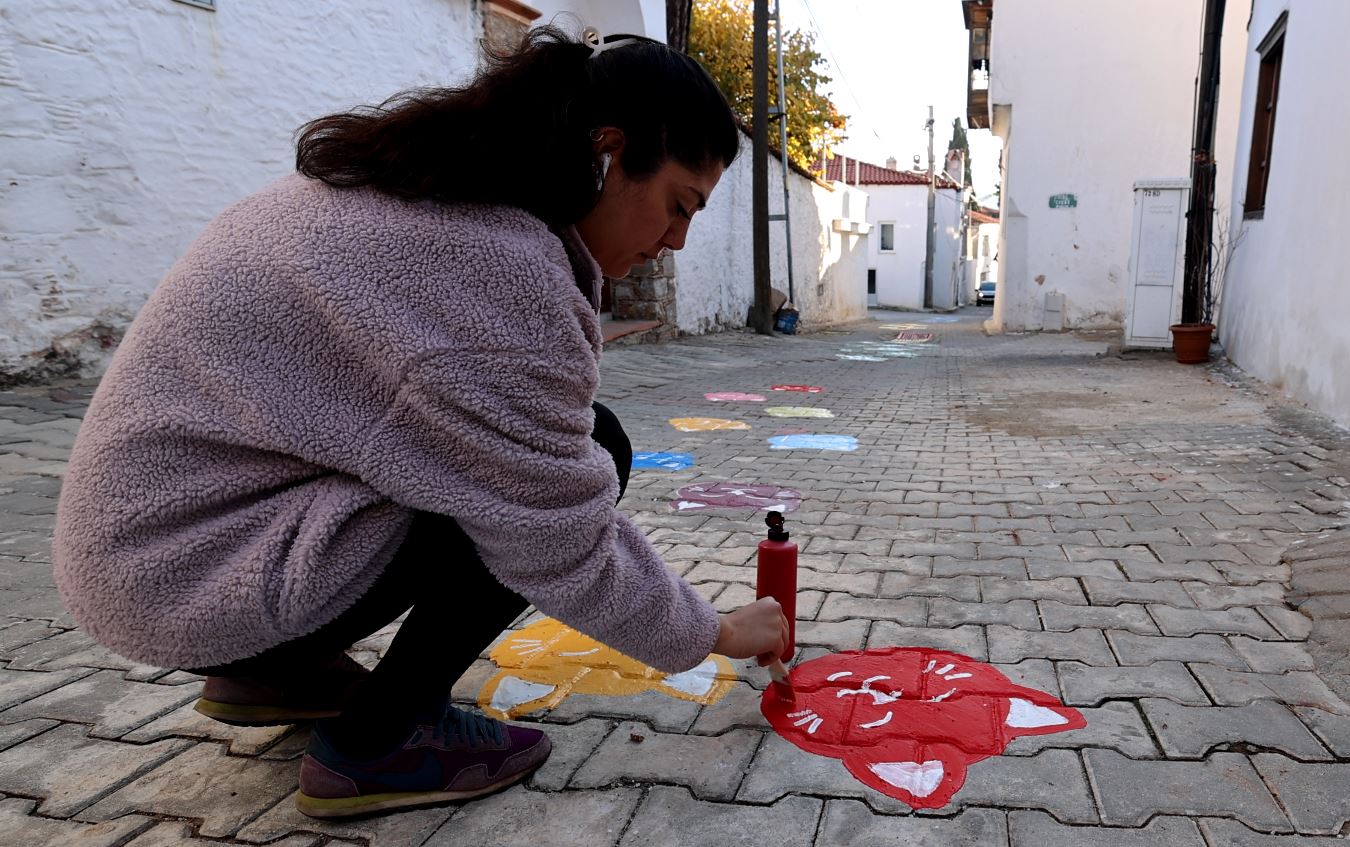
[762,648,1085,809]
[771,385,824,393]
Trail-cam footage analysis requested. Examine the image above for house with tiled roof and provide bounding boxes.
[820,154,966,310]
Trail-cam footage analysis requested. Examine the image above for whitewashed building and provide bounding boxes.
[962,0,1247,334]
[1217,0,1350,427]
[821,156,963,311]
[966,207,1000,303]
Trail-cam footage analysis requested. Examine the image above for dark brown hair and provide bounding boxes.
[295,26,739,227]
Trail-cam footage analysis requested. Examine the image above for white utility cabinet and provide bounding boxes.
[1124,178,1190,349]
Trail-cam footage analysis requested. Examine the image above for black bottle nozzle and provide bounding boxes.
[765,510,790,542]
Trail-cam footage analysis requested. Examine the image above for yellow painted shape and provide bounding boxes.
[764,406,835,418]
[668,417,751,432]
[478,617,738,720]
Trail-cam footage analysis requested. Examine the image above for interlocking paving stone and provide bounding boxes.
[1027,559,1124,580]
[878,573,981,601]
[0,618,60,652]
[689,681,767,735]
[994,659,1061,696]
[932,556,1028,578]
[988,626,1115,666]
[527,718,614,791]
[867,622,988,659]
[793,619,869,651]
[1005,701,1157,757]
[1184,581,1288,609]
[981,576,1087,605]
[570,721,759,801]
[1139,699,1332,760]
[1251,755,1350,835]
[0,716,56,752]
[1119,560,1225,583]
[0,723,188,816]
[424,787,642,847]
[1040,601,1159,635]
[1149,606,1282,639]
[1229,638,1319,673]
[737,732,913,814]
[121,699,296,756]
[815,593,927,624]
[1008,810,1207,846]
[1259,606,1315,640]
[1106,631,1247,669]
[1059,661,1209,706]
[1198,818,1350,845]
[1,668,198,738]
[822,801,1008,846]
[1083,749,1291,831]
[1292,707,1350,757]
[0,797,151,847]
[1189,665,1350,713]
[1081,578,1195,607]
[542,688,702,733]
[929,598,1040,629]
[236,790,453,845]
[923,748,1098,824]
[619,786,820,847]
[78,741,299,837]
[0,666,91,710]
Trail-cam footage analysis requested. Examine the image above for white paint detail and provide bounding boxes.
[1006,697,1070,729]
[826,671,853,682]
[662,660,719,697]
[926,688,958,703]
[557,647,601,658]
[859,711,894,729]
[944,672,973,680]
[868,760,945,798]
[488,677,556,714]
[924,660,937,672]
[934,664,956,675]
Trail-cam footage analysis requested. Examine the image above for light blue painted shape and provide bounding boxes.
[633,451,695,470]
[768,434,859,452]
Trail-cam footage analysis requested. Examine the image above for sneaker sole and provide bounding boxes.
[193,698,340,726]
[294,762,541,819]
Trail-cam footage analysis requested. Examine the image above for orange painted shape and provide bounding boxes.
[669,417,751,432]
[478,618,738,719]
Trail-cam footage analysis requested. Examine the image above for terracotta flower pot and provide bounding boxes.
[1169,323,1214,364]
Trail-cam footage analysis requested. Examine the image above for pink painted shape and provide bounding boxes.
[671,482,803,514]
[894,332,934,342]
[762,648,1085,809]
[704,392,767,402]
[771,385,824,393]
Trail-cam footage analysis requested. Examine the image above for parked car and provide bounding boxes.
[976,281,996,306]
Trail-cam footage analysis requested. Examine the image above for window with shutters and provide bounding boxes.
[1243,12,1286,219]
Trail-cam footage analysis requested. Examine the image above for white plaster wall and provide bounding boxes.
[1,0,481,382]
[986,0,1203,332]
[1218,0,1350,428]
[931,189,964,310]
[530,0,665,41]
[866,185,928,309]
[676,144,868,334]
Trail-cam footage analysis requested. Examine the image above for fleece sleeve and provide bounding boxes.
[354,347,721,673]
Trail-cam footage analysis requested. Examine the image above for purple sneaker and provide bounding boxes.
[194,653,369,726]
[295,706,552,818]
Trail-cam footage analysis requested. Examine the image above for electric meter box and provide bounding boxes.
[1124,178,1191,349]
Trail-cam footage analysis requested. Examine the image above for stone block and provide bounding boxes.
[1148,606,1281,640]
[737,732,912,814]
[879,573,981,602]
[1106,631,1246,669]
[0,797,150,847]
[794,619,869,652]
[1028,559,1123,580]
[120,699,296,756]
[823,800,1007,846]
[0,666,91,710]
[1059,661,1209,706]
[928,598,1039,629]
[427,786,641,847]
[932,556,1027,578]
[1082,578,1194,607]
[1140,699,1331,760]
[1293,707,1350,757]
[1197,817,1350,845]
[1251,754,1350,835]
[988,626,1115,666]
[527,718,614,791]
[1040,601,1158,635]
[981,577,1087,605]
[1006,701,1158,758]
[923,748,1098,824]
[1,668,198,738]
[238,788,452,845]
[816,594,926,625]
[620,786,821,847]
[867,622,988,660]
[1084,749,1290,831]
[1009,810,1206,847]
[570,721,759,801]
[543,687,702,734]
[1185,581,1287,609]
[1189,665,1350,713]
[1229,637,1317,673]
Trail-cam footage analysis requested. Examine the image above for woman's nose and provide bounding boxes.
[662,219,691,252]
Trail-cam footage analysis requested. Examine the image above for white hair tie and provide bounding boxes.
[583,26,641,59]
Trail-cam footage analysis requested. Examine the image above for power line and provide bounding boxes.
[794,0,891,153]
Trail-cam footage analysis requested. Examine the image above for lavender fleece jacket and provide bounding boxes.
[52,174,720,673]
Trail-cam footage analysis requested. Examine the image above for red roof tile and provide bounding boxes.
[970,209,999,224]
[820,155,961,190]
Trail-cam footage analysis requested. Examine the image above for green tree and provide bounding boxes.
[947,118,973,190]
[688,0,847,171]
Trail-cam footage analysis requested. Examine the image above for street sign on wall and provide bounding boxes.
[1048,193,1078,208]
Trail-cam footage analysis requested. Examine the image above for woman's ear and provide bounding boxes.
[591,127,626,157]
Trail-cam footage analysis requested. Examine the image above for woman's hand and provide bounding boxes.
[713,597,791,666]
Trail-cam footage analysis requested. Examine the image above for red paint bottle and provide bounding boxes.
[756,510,798,661]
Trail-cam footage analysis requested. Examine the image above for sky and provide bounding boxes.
[774,0,1002,203]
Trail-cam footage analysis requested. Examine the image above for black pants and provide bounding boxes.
[195,402,631,752]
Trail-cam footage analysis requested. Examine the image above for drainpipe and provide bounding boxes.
[1182,0,1226,325]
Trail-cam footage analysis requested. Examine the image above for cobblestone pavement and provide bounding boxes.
[2,307,1349,845]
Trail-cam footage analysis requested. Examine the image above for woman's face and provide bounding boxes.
[575,135,724,278]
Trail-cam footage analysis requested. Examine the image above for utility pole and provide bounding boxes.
[771,0,795,305]
[750,0,773,334]
[923,105,936,309]
[1182,0,1226,325]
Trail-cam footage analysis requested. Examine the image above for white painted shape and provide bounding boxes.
[859,711,893,729]
[868,760,945,798]
[826,671,853,682]
[1006,697,1069,729]
[489,677,556,714]
[662,660,719,697]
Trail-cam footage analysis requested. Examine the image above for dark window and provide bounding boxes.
[1244,13,1286,218]
[867,269,877,294]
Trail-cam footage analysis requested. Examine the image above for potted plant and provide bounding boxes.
[1170,213,1244,364]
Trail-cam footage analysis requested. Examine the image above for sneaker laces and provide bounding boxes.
[434,706,505,747]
